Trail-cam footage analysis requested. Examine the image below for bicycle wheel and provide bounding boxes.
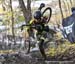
[24,39,31,53]
[42,7,52,23]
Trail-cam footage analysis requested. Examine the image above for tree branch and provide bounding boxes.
[18,0,27,12]
[27,0,31,10]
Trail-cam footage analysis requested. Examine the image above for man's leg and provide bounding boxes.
[39,39,47,59]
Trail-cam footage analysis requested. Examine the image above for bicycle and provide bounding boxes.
[21,3,53,59]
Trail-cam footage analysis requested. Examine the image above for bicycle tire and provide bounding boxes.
[42,7,52,23]
[24,39,31,54]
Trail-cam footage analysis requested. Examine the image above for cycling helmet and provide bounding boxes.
[71,7,75,12]
[34,10,41,19]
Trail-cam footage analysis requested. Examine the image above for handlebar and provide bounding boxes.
[21,24,35,31]
[21,24,43,31]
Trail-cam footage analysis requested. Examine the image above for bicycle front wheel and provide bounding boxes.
[42,7,52,23]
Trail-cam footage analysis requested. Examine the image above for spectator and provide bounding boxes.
[62,7,75,43]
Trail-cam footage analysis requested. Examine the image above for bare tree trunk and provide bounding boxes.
[66,0,71,15]
[18,0,32,24]
[10,0,14,36]
[59,0,64,24]
[70,0,73,6]
[63,0,68,17]
[27,0,32,22]
[10,0,16,45]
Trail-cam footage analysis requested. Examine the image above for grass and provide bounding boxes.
[46,31,75,60]
[47,42,75,59]
[0,50,17,54]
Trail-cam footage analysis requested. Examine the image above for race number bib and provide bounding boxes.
[64,22,74,34]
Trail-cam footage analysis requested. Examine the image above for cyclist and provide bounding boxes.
[22,3,56,59]
[27,9,56,59]
[27,10,50,59]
